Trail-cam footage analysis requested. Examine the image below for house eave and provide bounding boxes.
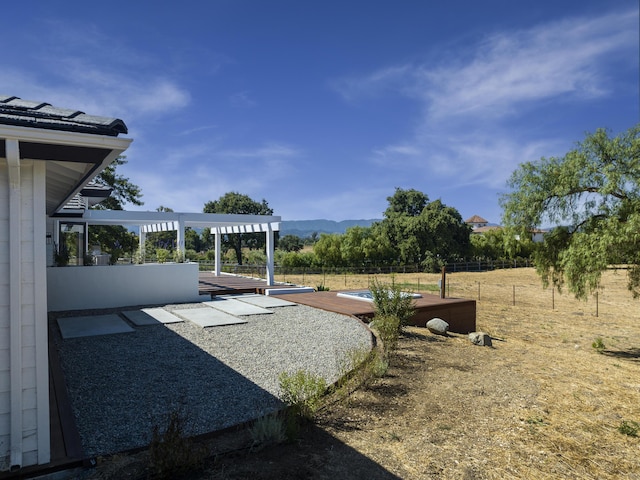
[0,124,132,215]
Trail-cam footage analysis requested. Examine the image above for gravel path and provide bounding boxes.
[53,303,373,457]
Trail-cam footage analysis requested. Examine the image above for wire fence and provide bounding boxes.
[196,258,533,275]
[444,278,608,318]
[196,261,625,318]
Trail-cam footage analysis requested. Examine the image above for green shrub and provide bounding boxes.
[156,248,170,263]
[316,283,330,291]
[592,337,606,354]
[172,248,185,263]
[618,420,639,437]
[278,370,327,440]
[333,347,389,403]
[249,412,287,450]
[278,370,327,421]
[369,277,416,329]
[148,411,206,479]
[53,242,70,267]
[133,247,145,264]
[370,314,401,358]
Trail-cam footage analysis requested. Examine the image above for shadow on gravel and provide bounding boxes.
[50,309,402,480]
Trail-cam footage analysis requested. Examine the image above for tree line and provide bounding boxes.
[88,124,640,299]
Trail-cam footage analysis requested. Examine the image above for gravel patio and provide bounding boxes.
[50,301,373,459]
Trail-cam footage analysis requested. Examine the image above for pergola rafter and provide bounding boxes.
[53,210,281,285]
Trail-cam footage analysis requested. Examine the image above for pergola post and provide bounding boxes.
[139,229,145,262]
[214,227,221,276]
[266,223,275,285]
[177,217,185,255]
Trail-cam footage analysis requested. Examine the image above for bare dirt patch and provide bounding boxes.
[86,268,640,479]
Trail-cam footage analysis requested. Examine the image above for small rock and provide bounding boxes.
[469,331,492,347]
[426,318,449,335]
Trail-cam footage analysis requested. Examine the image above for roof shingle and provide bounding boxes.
[0,95,127,136]
[465,215,489,224]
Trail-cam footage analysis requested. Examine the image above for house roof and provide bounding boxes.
[0,95,127,137]
[465,215,488,224]
[60,181,114,214]
[0,95,132,215]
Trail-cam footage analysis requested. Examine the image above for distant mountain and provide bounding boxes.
[280,219,380,238]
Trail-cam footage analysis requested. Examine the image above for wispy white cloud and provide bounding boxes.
[421,8,636,119]
[218,143,300,159]
[335,7,638,192]
[122,140,304,212]
[177,125,219,136]
[229,91,257,108]
[0,19,191,121]
[331,65,415,102]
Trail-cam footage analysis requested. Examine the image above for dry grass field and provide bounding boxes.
[89,268,640,479]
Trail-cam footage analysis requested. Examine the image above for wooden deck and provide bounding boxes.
[274,290,476,334]
[198,271,295,296]
[48,330,84,469]
[199,273,476,334]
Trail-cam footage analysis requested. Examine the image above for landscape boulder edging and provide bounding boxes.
[426,317,449,336]
[468,331,492,347]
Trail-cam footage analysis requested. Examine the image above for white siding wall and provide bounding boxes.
[0,159,49,471]
[0,160,10,471]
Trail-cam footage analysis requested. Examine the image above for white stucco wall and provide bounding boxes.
[47,262,203,311]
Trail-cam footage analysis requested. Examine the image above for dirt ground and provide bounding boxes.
[86,268,640,479]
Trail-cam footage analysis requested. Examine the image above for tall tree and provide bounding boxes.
[88,156,143,261]
[145,206,176,253]
[384,187,428,217]
[500,125,640,298]
[203,192,273,264]
[313,233,344,267]
[379,188,470,270]
[278,234,304,252]
[92,156,143,210]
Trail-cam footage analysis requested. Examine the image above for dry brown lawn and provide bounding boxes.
[89,268,640,479]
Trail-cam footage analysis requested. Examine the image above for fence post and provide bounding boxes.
[595,291,599,317]
[512,285,515,306]
[552,287,555,310]
[477,281,481,301]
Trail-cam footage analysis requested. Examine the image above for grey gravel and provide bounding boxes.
[53,303,373,457]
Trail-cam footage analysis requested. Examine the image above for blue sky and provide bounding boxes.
[2,1,638,223]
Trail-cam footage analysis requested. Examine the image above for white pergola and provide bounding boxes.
[54,209,281,285]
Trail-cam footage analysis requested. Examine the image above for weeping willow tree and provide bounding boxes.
[500,124,640,299]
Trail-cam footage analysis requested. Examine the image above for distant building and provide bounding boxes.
[465,215,489,229]
[465,215,501,234]
[530,228,547,243]
[465,215,548,242]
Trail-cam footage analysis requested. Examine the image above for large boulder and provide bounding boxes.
[426,318,449,336]
[468,332,492,347]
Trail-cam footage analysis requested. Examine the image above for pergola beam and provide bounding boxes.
[55,210,281,285]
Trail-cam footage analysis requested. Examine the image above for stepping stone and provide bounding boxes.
[176,307,247,328]
[203,299,272,316]
[57,314,135,339]
[122,308,183,326]
[231,294,297,308]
